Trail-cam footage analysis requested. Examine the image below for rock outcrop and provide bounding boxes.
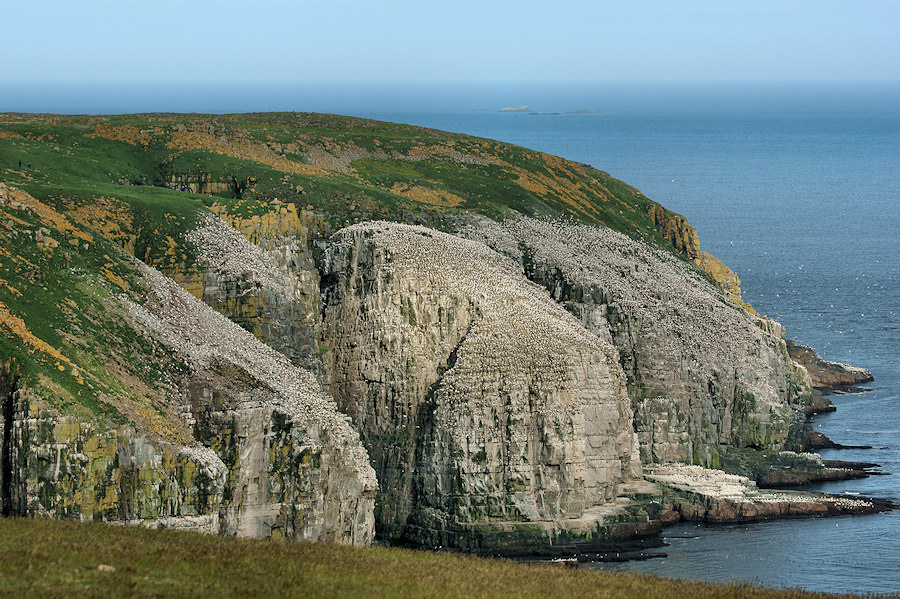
[462,216,814,467]
[122,259,377,544]
[786,340,874,391]
[647,204,700,262]
[0,230,376,544]
[185,209,326,374]
[321,222,645,549]
[647,464,892,522]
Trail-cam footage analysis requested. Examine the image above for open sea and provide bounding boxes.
[4,80,899,595]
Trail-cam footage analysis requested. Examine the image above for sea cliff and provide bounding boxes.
[0,113,883,550]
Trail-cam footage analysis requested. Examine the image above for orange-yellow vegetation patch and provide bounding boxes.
[101,263,129,291]
[1,280,22,298]
[389,183,466,207]
[167,130,330,177]
[0,208,31,228]
[0,131,22,140]
[508,154,613,221]
[88,123,161,146]
[0,299,73,367]
[2,169,38,183]
[161,235,181,258]
[0,184,92,243]
[66,196,136,253]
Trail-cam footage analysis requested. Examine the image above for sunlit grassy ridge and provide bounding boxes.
[0,111,685,252]
[0,111,698,422]
[0,518,877,599]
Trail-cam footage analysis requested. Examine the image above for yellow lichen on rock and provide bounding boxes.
[647,204,700,261]
[698,250,759,316]
[209,202,310,244]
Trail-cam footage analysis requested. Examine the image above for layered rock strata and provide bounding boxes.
[321,222,644,549]
[185,209,325,374]
[121,260,377,544]
[462,216,814,467]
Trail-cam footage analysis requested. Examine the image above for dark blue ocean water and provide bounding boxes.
[4,81,899,595]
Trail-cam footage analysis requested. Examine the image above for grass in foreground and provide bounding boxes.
[0,518,884,599]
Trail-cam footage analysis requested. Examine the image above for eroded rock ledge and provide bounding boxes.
[786,340,874,391]
[647,464,892,523]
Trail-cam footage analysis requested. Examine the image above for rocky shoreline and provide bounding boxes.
[646,464,893,524]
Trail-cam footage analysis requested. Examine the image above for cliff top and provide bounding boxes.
[0,112,695,260]
[0,111,703,431]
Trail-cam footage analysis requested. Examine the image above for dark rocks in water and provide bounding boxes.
[804,430,873,451]
[757,467,870,487]
[720,446,881,487]
[822,459,884,472]
[804,391,836,416]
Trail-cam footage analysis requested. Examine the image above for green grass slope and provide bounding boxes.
[0,518,877,599]
[0,112,695,259]
[0,111,702,418]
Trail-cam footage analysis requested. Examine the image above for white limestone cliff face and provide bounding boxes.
[461,216,813,467]
[118,259,377,544]
[320,222,642,547]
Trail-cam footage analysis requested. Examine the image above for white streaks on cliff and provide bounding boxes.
[463,215,781,379]
[461,215,810,464]
[186,211,293,296]
[325,221,641,536]
[120,259,375,487]
[331,221,615,379]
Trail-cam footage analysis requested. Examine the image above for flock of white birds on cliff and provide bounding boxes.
[120,252,374,487]
[330,221,625,386]
[461,215,797,412]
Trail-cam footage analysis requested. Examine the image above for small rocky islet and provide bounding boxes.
[0,112,887,553]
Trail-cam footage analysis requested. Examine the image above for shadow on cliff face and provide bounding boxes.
[0,360,19,517]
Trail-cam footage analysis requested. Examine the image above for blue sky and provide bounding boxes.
[3,0,898,82]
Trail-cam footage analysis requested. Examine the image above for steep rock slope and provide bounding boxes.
[0,184,375,544]
[185,208,326,375]
[462,216,813,466]
[321,222,644,548]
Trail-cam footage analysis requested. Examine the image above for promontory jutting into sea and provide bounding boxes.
[0,81,897,595]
